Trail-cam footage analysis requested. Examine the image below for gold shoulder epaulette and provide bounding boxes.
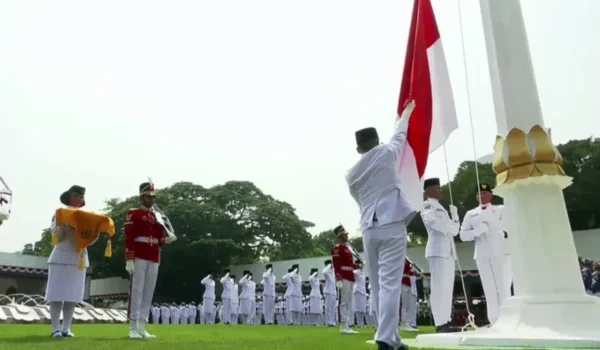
[128,208,137,212]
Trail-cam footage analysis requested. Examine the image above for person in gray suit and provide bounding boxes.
[45,185,94,338]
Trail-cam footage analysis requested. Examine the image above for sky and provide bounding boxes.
[1,0,599,253]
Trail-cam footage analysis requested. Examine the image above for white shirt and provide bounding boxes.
[239,276,252,300]
[262,271,276,297]
[201,275,216,300]
[353,269,367,295]
[309,272,322,298]
[220,275,232,299]
[231,284,239,304]
[460,204,506,259]
[322,264,336,295]
[421,198,459,259]
[345,118,416,231]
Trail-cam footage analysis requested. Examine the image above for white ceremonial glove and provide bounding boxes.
[449,205,459,222]
[336,280,343,289]
[477,222,490,236]
[362,262,367,268]
[125,260,135,275]
[396,100,415,133]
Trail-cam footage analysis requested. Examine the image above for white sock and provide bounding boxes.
[49,302,62,332]
[61,302,76,333]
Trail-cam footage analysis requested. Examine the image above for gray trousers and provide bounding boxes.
[128,258,159,321]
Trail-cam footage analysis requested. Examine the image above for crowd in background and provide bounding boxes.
[580,257,600,295]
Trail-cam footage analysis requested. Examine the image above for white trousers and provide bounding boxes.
[128,258,159,321]
[427,256,455,326]
[477,256,509,325]
[409,293,418,326]
[339,280,354,326]
[263,295,275,324]
[324,293,337,326]
[400,285,417,326]
[221,298,230,324]
[363,221,406,348]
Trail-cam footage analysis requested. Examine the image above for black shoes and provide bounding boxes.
[376,341,409,350]
[435,322,461,333]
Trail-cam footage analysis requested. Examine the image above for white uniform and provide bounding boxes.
[262,270,276,324]
[322,264,337,326]
[289,271,303,325]
[230,283,239,324]
[160,305,170,324]
[308,272,323,325]
[420,197,459,327]
[180,305,189,324]
[247,280,257,324]
[220,275,232,324]
[46,211,93,336]
[239,276,253,322]
[255,299,263,324]
[151,306,160,324]
[353,269,367,327]
[460,204,509,325]
[345,111,414,348]
[275,299,284,325]
[189,305,197,324]
[409,275,418,327]
[201,275,216,324]
[170,306,179,324]
[283,275,292,324]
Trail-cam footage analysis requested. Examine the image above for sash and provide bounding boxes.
[53,208,116,269]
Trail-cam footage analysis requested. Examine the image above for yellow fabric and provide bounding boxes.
[54,208,116,263]
[51,232,58,246]
[105,240,112,258]
[78,252,85,270]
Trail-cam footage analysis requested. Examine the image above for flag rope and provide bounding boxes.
[452,0,482,332]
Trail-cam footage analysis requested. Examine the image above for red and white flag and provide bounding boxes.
[397,0,458,210]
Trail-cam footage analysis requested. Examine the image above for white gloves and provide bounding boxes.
[336,280,343,289]
[449,205,459,222]
[396,100,415,133]
[125,260,135,275]
[477,222,490,236]
[362,262,367,268]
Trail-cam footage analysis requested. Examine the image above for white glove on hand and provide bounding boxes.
[477,222,490,236]
[362,262,367,268]
[396,100,415,133]
[336,280,343,289]
[449,205,459,222]
[125,260,135,275]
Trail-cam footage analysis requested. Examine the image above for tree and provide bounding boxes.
[21,243,34,255]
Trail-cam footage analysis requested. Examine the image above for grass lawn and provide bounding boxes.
[0,324,437,349]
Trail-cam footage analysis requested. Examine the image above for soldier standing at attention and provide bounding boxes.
[46,185,90,338]
[420,177,460,333]
[125,182,170,339]
[331,224,361,335]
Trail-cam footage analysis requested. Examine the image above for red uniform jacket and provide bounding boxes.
[124,207,165,264]
[402,260,412,287]
[331,243,360,282]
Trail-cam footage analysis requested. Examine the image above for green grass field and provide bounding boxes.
[0,324,436,349]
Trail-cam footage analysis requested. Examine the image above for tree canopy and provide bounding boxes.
[407,137,600,240]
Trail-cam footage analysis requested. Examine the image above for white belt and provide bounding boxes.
[340,266,353,271]
[134,236,159,244]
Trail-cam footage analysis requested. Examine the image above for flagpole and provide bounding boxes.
[412,0,600,348]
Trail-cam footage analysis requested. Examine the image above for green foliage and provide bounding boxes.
[408,138,600,238]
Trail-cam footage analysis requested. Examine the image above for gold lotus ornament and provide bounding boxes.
[492,124,572,192]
